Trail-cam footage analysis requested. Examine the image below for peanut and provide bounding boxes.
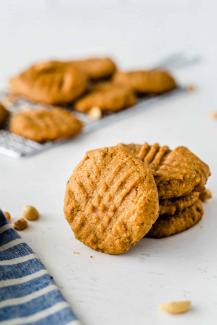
[14,218,28,231]
[22,205,40,221]
[160,300,191,314]
[4,211,12,222]
[88,106,102,120]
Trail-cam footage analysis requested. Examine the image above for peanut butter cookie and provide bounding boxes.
[9,60,87,105]
[64,146,159,254]
[113,69,177,94]
[0,103,9,127]
[147,200,203,238]
[10,107,83,142]
[159,190,200,215]
[73,57,117,80]
[74,82,137,113]
[122,143,210,199]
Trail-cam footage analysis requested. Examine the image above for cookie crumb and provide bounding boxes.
[211,112,217,120]
[73,251,80,255]
[200,189,212,202]
[14,218,28,231]
[187,84,197,92]
[160,300,191,314]
[22,205,40,221]
[4,211,12,222]
[88,106,102,120]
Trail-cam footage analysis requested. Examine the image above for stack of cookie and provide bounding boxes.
[64,143,211,255]
[122,143,211,238]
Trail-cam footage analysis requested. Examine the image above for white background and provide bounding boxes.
[0,1,217,324]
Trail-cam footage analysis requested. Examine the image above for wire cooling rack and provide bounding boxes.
[0,52,199,158]
[0,87,187,158]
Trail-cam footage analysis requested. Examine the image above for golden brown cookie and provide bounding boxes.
[147,200,203,238]
[64,145,159,254]
[74,82,137,113]
[122,143,210,199]
[10,107,83,142]
[0,103,9,127]
[73,57,117,80]
[9,60,88,105]
[159,190,200,215]
[113,69,177,94]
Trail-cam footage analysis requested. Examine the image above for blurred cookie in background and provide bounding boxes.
[0,103,9,128]
[72,57,117,80]
[9,60,88,105]
[10,107,83,142]
[74,81,137,113]
[113,69,177,94]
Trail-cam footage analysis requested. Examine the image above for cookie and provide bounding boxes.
[64,145,159,254]
[9,60,88,105]
[74,82,137,113]
[159,190,200,215]
[73,57,117,80]
[10,107,83,142]
[122,143,210,199]
[113,69,177,94]
[0,103,9,127]
[147,200,203,238]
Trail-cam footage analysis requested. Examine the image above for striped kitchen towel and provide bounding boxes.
[0,210,80,325]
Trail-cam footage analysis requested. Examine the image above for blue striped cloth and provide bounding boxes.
[0,211,80,325]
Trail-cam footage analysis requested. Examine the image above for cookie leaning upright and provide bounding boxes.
[64,145,159,254]
[9,60,88,105]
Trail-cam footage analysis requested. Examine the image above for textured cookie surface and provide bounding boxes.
[9,60,87,104]
[123,143,210,199]
[159,190,200,215]
[73,57,117,80]
[0,103,9,127]
[147,200,203,238]
[113,69,176,94]
[10,107,83,142]
[64,146,159,254]
[74,82,137,113]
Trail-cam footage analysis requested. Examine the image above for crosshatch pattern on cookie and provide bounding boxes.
[10,108,83,142]
[64,146,159,254]
[124,143,210,199]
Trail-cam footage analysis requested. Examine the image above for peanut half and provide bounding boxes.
[4,211,12,222]
[14,218,28,231]
[160,300,191,314]
[88,106,102,120]
[22,205,39,221]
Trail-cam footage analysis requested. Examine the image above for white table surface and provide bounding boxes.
[0,1,217,324]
